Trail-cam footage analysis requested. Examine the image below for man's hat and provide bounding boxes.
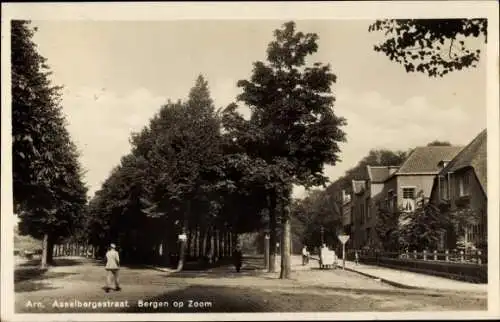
[110,243,116,249]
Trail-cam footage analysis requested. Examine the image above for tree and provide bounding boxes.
[369,19,487,77]
[12,20,88,268]
[398,197,449,251]
[374,207,401,251]
[427,140,452,146]
[234,21,347,278]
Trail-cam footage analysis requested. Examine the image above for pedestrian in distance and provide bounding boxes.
[302,245,309,265]
[233,245,243,273]
[355,250,359,265]
[104,243,121,292]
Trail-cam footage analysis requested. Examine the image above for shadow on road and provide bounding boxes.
[15,269,78,293]
[168,256,264,279]
[126,285,268,312]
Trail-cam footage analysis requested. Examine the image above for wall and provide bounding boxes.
[447,168,487,247]
[396,174,436,206]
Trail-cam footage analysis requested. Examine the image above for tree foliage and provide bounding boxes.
[374,207,401,252]
[427,140,452,146]
[84,75,268,267]
[398,198,449,251]
[227,21,347,278]
[12,20,88,266]
[369,19,487,77]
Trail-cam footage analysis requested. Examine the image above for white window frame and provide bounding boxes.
[402,186,416,199]
[459,173,470,197]
[401,186,417,212]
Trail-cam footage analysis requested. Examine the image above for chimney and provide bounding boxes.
[388,166,399,175]
[438,160,449,171]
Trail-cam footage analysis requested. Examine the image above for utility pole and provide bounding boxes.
[320,226,324,245]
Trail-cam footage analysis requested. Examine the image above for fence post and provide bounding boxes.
[413,250,417,259]
[433,250,437,261]
[423,250,427,261]
[477,250,482,265]
[445,249,449,261]
[460,250,465,262]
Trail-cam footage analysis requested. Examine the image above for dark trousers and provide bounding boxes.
[302,255,309,265]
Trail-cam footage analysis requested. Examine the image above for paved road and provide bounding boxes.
[14,256,487,313]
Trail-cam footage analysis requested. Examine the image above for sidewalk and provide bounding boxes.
[341,260,487,293]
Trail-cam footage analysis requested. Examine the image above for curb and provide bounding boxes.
[144,265,175,273]
[342,266,423,290]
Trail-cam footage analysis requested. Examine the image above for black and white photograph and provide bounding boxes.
[1,2,499,321]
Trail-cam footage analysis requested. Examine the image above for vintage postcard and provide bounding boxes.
[1,1,499,321]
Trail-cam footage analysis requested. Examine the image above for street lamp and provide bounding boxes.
[320,226,325,245]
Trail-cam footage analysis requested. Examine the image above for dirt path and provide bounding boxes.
[15,256,487,313]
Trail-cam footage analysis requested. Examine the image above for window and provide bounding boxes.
[402,187,416,212]
[402,187,415,199]
[388,190,395,211]
[366,198,371,220]
[459,173,470,197]
[439,177,448,200]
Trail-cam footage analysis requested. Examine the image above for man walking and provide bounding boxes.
[104,243,121,292]
[301,245,309,265]
[233,245,243,273]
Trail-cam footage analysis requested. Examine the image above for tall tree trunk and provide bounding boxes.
[269,191,277,273]
[176,221,189,272]
[209,228,215,263]
[280,187,292,279]
[220,230,225,258]
[177,202,191,271]
[186,229,192,258]
[214,229,219,261]
[47,236,55,265]
[40,233,49,269]
[280,202,292,279]
[202,228,208,258]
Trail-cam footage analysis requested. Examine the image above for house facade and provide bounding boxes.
[351,146,463,250]
[341,190,353,236]
[429,130,487,250]
[351,179,367,249]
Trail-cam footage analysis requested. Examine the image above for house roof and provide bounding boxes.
[367,166,399,183]
[396,146,464,174]
[441,129,487,193]
[352,180,366,195]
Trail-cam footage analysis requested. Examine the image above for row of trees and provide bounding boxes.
[83,21,347,278]
[12,21,88,269]
[12,18,486,274]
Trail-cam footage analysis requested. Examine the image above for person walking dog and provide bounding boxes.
[104,243,121,292]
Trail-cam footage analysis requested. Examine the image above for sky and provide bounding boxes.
[30,20,487,199]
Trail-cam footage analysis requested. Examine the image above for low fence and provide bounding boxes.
[347,249,487,283]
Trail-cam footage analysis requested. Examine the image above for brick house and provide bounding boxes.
[352,146,463,249]
[341,190,353,236]
[429,129,487,250]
